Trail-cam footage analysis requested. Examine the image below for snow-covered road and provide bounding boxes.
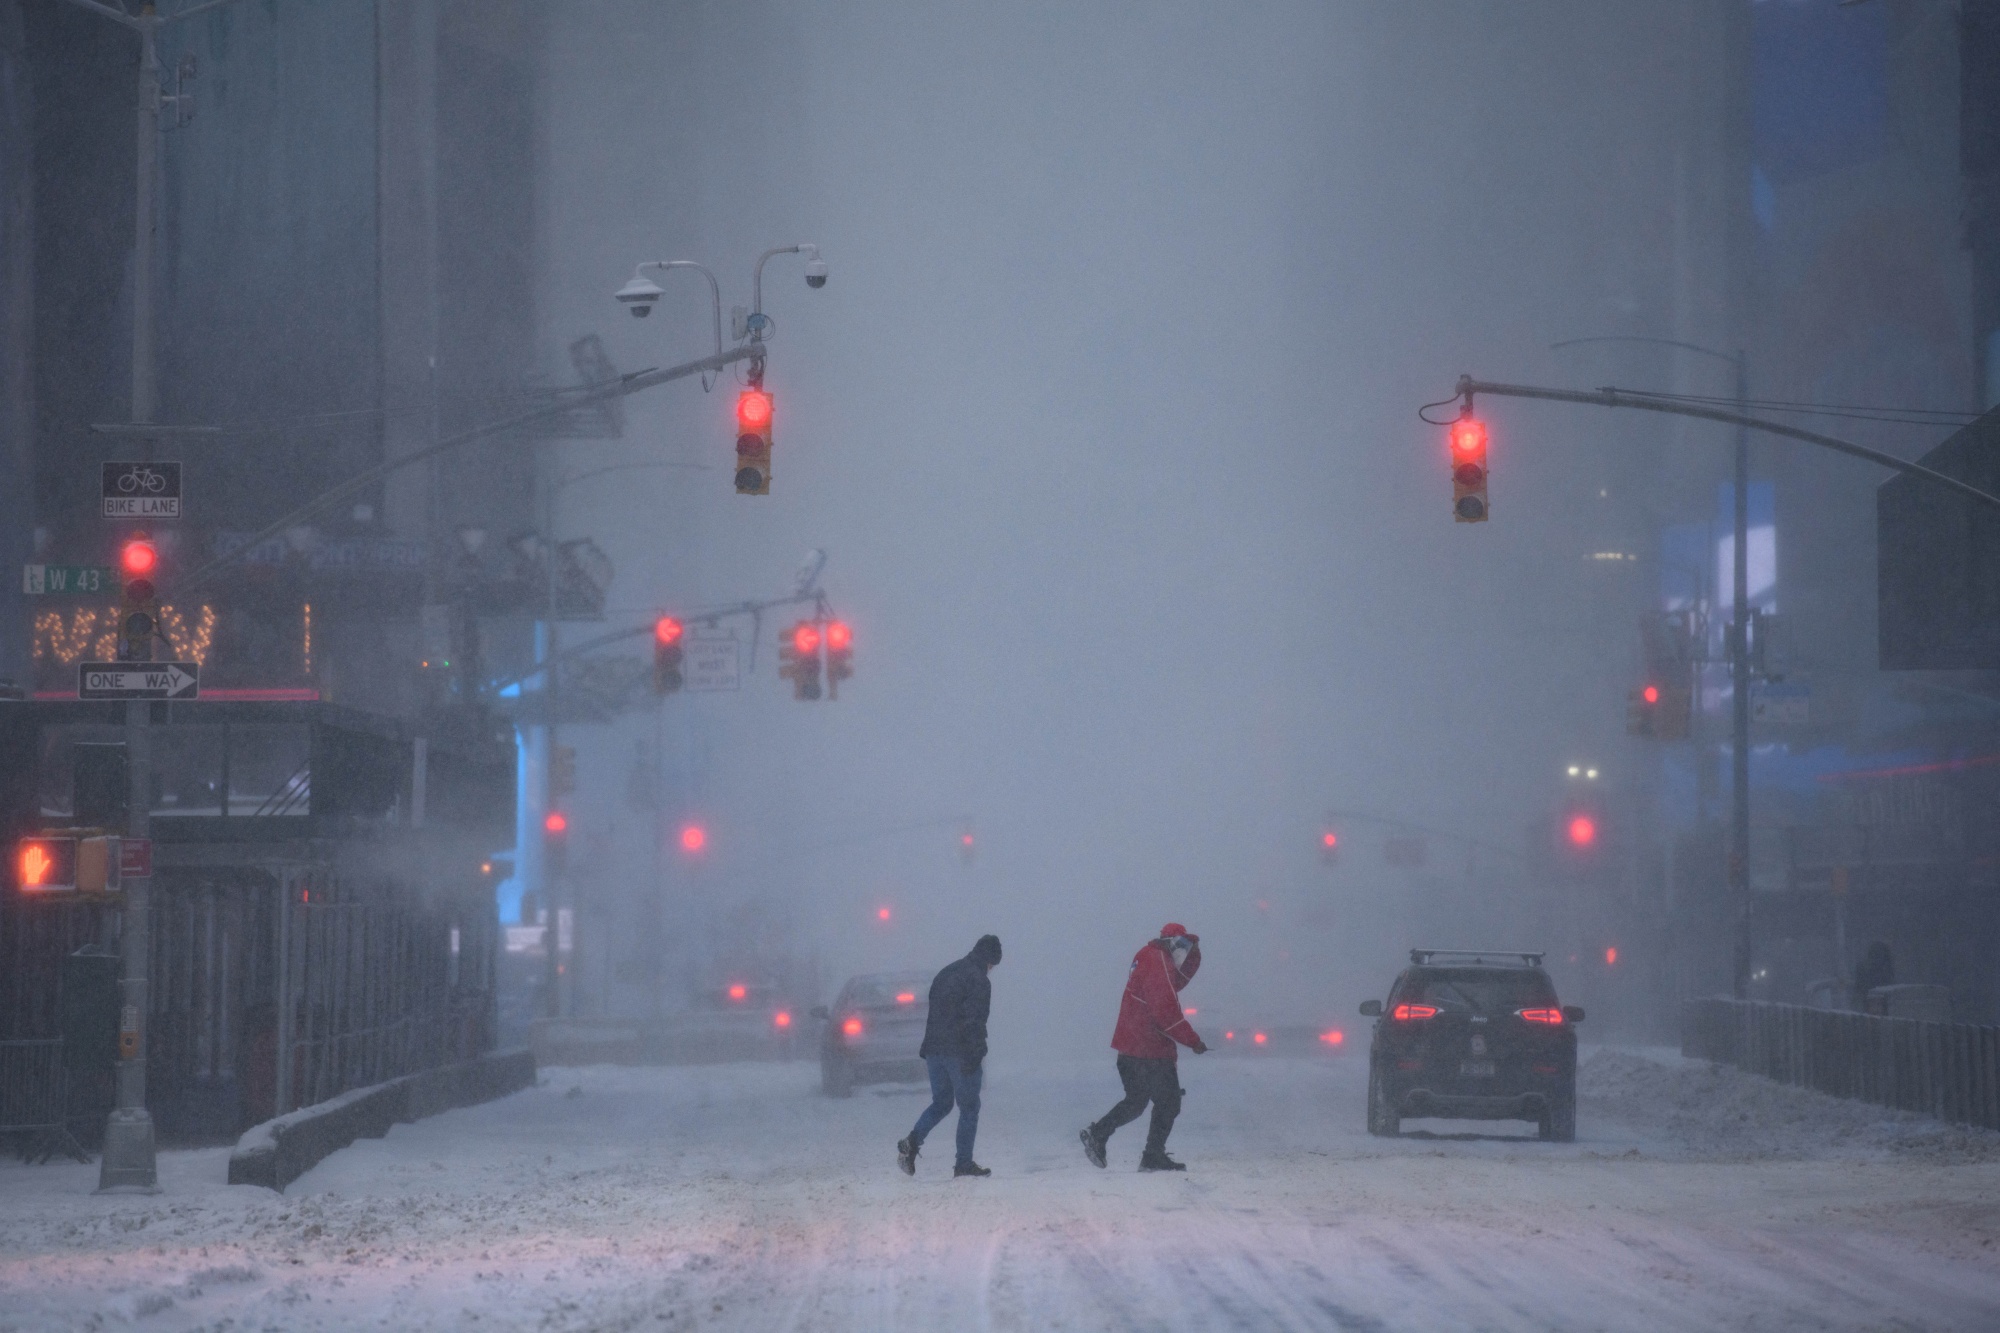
[5,1048,2000,1331]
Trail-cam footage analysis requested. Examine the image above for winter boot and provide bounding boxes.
[1138,1150,1186,1172]
[953,1161,992,1178]
[1079,1127,1107,1169]
[897,1137,919,1177]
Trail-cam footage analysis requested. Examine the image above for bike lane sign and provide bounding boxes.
[102,461,183,518]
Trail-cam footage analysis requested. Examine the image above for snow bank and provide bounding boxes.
[1580,1045,2000,1162]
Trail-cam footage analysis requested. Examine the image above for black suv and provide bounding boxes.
[1360,950,1583,1141]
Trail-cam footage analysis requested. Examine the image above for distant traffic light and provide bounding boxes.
[1320,829,1341,866]
[679,823,706,854]
[1448,413,1489,523]
[653,615,685,694]
[824,620,853,697]
[1567,814,1596,848]
[544,810,569,876]
[959,822,976,865]
[735,389,773,495]
[779,620,822,700]
[1627,681,1691,740]
[119,535,158,661]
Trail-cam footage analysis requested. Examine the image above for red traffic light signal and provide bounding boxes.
[1567,814,1596,848]
[1320,829,1341,865]
[824,620,853,694]
[679,823,706,853]
[1448,414,1489,523]
[120,536,157,578]
[544,811,568,835]
[653,615,685,694]
[735,389,774,495]
[780,621,823,700]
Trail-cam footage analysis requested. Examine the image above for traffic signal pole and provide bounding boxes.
[1439,374,2000,1004]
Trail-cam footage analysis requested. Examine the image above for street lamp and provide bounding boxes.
[1552,335,1752,1000]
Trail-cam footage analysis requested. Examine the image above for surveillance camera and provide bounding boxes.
[615,275,664,318]
[804,258,828,289]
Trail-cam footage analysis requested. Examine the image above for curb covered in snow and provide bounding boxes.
[227,1048,536,1192]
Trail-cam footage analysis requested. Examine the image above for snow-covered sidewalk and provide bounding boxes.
[4,1048,1999,1330]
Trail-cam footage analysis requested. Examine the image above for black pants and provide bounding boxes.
[1089,1054,1182,1156]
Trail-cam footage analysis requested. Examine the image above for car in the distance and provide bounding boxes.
[1361,949,1583,1141]
[812,970,933,1097]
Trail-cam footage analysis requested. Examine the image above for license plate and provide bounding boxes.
[1459,1059,1496,1078]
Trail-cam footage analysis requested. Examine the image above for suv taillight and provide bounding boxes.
[1517,1008,1564,1024]
[1390,1004,1438,1021]
[842,1016,863,1037]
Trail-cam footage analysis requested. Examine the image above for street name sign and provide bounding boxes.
[22,564,115,595]
[101,461,183,518]
[684,633,741,692]
[77,662,199,700]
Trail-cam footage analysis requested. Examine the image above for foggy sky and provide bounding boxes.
[534,1,1749,1051]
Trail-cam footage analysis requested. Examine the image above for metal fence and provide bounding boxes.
[1683,997,2000,1131]
[0,1039,66,1134]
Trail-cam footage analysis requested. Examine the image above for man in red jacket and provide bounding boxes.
[1080,923,1207,1172]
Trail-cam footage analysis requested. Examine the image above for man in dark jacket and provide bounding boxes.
[1080,923,1205,1172]
[898,934,1001,1178]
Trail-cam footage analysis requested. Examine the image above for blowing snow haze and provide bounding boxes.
[7,1,2000,1328]
[544,2,1733,1046]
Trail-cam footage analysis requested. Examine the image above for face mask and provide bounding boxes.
[1170,940,1192,969]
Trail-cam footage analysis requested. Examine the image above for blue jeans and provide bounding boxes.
[909,1054,982,1167]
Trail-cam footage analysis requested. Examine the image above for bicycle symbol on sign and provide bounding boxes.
[117,466,169,494]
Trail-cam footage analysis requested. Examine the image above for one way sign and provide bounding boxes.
[78,662,200,700]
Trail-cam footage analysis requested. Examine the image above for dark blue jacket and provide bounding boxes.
[918,951,992,1066]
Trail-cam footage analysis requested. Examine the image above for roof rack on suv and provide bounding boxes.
[1409,949,1545,968]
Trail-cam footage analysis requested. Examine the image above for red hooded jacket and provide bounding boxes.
[1110,936,1203,1060]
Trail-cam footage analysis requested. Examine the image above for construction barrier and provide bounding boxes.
[1682,997,2000,1131]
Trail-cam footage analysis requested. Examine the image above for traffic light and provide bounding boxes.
[119,535,158,661]
[1320,829,1341,866]
[653,615,685,694]
[735,389,773,495]
[16,836,78,892]
[779,620,822,700]
[679,823,706,854]
[543,810,569,876]
[1626,682,1692,740]
[959,821,976,865]
[1448,413,1489,523]
[824,620,853,696]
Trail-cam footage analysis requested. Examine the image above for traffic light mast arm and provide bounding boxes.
[485,586,835,697]
[1451,376,2000,514]
[173,343,762,596]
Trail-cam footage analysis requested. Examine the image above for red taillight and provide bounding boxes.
[1252,1032,1267,1045]
[1224,1031,1235,1040]
[842,1016,863,1038]
[1391,1004,1439,1021]
[727,984,747,1002]
[1517,1008,1564,1024]
[774,1011,792,1029]
[895,992,915,1004]
[1320,1030,1344,1045]
[1183,1007,1197,1016]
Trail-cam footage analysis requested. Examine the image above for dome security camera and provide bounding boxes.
[615,274,664,317]
[804,257,828,289]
